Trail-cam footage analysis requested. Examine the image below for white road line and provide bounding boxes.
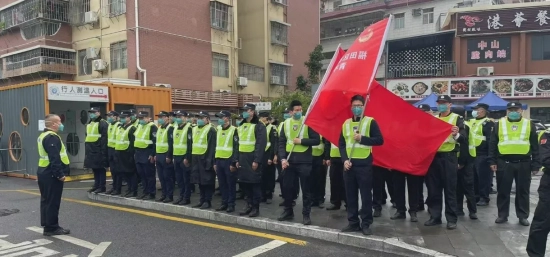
[63,255,79,257]
[27,227,112,257]
[232,240,287,257]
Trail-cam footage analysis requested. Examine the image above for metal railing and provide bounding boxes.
[0,0,69,31]
[386,61,457,79]
[3,57,76,78]
[321,0,382,14]
[0,148,28,175]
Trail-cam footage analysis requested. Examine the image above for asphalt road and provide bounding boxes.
[0,176,392,257]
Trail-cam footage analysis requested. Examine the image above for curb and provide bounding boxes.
[88,193,454,257]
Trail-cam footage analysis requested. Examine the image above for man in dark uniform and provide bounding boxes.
[258,111,277,204]
[237,104,267,217]
[425,95,467,230]
[214,110,239,213]
[105,111,121,195]
[276,108,299,205]
[338,95,384,235]
[325,138,346,210]
[134,111,157,200]
[468,103,494,207]
[417,104,431,211]
[155,111,175,203]
[489,101,540,226]
[526,130,550,256]
[114,111,138,197]
[191,111,217,209]
[311,132,327,208]
[85,107,109,194]
[372,165,394,217]
[172,111,193,205]
[278,100,320,225]
[457,123,478,220]
[37,114,70,236]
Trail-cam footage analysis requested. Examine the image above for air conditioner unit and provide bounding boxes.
[86,47,99,59]
[92,59,107,71]
[238,77,248,87]
[412,8,422,17]
[271,76,281,84]
[84,11,98,24]
[153,83,172,88]
[272,0,284,4]
[219,89,231,93]
[477,67,494,76]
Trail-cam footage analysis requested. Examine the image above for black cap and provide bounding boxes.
[119,110,132,117]
[107,111,119,116]
[215,110,232,118]
[436,95,452,103]
[472,103,489,110]
[128,109,136,115]
[258,111,270,118]
[417,104,431,111]
[173,110,188,117]
[283,108,290,114]
[169,111,177,117]
[197,111,209,117]
[507,101,522,109]
[137,111,149,117]
[242,103,256,110]
[88,107,101,112]
[156,111,169,117]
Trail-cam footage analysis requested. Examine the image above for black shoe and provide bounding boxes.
[390,212,406,220]
[123,191,134,197]
[326,204,340,211]
[495,217,508,224]
[318,202,325,209]
[173,198,183,205]
[447,222,457,230]
[137,194,147,200]
[277,210,294,221]
[226,206,235,213]
[111,190,121,196]
[477,199,489,206]
[179,199,191,206]
[156,196,166,202]
[162,197,173,203]
[105,188,115,194]
[361,226,373,235]
[341,224,361,232]
[373,209,381,217]
[143,195,156,200]
[216,205,228,211]
[424,218,442,226]
[43,227,70,236]
[199,202,211,209]
[279,201,285,206]
[519,218,530,226]
[193,202,204,208]
[410,212,418,222]
[93,188,106,194]
[249,208,260,217]
[87,188,97,193]
[122,181,127,186]
[240,206,252,216]
[303,215,312,225]
[469,213,478,220]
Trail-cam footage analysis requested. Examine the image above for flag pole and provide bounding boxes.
[348,16,392,162]
[286,44,343,162]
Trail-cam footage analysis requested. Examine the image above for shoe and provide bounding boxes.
[226,206,235,213]
[469,213,478,220]
[277,210,294,221]
[447,222,457,230]
[199,202,211,209]
[105,188,114,194]
[93,188,106,194]
[266,199,272,204]
[162,197,173,203]
[43,227,70,236]
[123,191,134,197]
[390,212,406,220]
[110,190,121,196]
[303,215,312,225]
[424,218,442,226]
[278,201,285,206]
[341,224,361,232]
[477,199,489,206]
[318,202,325,209]
[240,206,252,216]
[179,199,191,205]
[87,188,97,193]
[410,212,418,222]
[373,209,382,217]
[249,208,259,217]
[216,205,228,211]
[362,226,373,235]
[519,218,530,226]
[495,217,508,224]
[173,198,183,205]
[391,202,397,209]
[193,202,204,208]
[326,204,340,211]
[143,195,156,201]
[137,194,147,200]
[156,196,166,202]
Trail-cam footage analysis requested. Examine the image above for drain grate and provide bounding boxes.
[0,209,20,217]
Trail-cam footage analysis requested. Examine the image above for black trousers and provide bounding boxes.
[419,176,426,207]
[373,166,394,210]
[37,172,64,232]
[261,162,276,200]
[476,155,493,202]
[243,183,262,208]
[115,173,137,193]
[392,171,421,213]
[329,158,346,207]
[199,184,215,204]
[282,163,311,215]
[278,163,299,200]
[426,152,458,223]
[527,172,550,257]
[344,164,373,227]
[496,159,531,219]
[457,162,477,214]
[310,157,327,204]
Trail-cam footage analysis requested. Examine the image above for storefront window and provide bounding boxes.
[530,107,550,124]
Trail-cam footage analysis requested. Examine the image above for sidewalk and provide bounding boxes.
[88,174,545,257]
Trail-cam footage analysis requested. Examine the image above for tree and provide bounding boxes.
[270,90,312,121]
[304,44,324,85]
[296,75,309,92]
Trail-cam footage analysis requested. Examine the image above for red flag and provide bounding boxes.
[305,18,390,145]
[366,83,452,175]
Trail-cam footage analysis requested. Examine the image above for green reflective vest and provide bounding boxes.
[107,122,120,148]
[134,122,154,148]
[238,123,257,153]
[343,117,372,159]
[330,143,341,158]
[215,125,236,158]
[438,113,459,152]
[312,136,324,157]
[38,131,70,167]
[85,121,103,142]
[192,124,211,155]
[497,118,531,155]
[284,118,310,153]
[173,124,191,156]
[115,125,132,151]
[156,125,170,154]
[467,117,488,157]
[265,124,274,151]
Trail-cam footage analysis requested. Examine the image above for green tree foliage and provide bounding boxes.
[270,90,312,120]
[296,75,309,92]
[304,44,324,85]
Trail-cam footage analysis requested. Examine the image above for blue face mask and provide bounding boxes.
[471,110,479,118]
[197,119,206,126]
[107,117,114,123]
[131,116,137,122]
[236,120,242,126]
[242,111,250,119]
[139,119,147,125]
[293,112,302,120]
[158,119,165,125]
[175,118,183,125]
[218,119,225,126]
[58,123,64,132]
[120,117,127,123]
[351,106,362,116]
[283,113,290,120]
[89,113,97,120]
[508,111,521,120]
[437,104,448,112]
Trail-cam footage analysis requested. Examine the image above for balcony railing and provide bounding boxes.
[3,57,76,78]
[0,0,69,31]
[321,0,383,14]
[171,88,259,107]
[386,61,456,79]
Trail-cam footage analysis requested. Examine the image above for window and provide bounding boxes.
[78,49,93,76]
[270,64,289,86]
[110,41,127,70]
[70,0,91,25]
[21,22,61,40]
[4,48,75,71]
[9,131,22,162]
[532,34,550,61]
[212,53,229,77]
[239,63,264,82]
[422,8,434,24]
[394,13,405,29]
[271,21,289,45]
[109,0,126,17]
[21,107,29,126]
[333,0,342,9]
[210,1,230,31]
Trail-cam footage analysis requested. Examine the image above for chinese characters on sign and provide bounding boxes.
[249,102,272,111]
[467,37,511,64]
[457,8,550,36]
[335,51,368,71]
[47,83,109,102]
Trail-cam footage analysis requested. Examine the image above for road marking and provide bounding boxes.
[233,240,287,257]
[27,226,112,256]
[17,190,307,246]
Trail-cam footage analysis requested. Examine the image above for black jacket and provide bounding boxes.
[540,131,550,170]
[338,117,384,167]
[84,116,109,169]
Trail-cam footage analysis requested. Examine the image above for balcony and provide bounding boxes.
[171,88,259,107]
[320,0,433,21]
[3,48,76,78]
[0,0,69,32]
[386,61,456,79]
[321,11,385,40]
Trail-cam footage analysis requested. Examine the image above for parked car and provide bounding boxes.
[531,119,547,133]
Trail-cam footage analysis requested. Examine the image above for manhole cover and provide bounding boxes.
[0,209,20,217]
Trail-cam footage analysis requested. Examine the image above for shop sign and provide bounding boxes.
[387,75,550,100]
[456,7,550,36]
[248,102,272,111]
[467,37,511,63]
[47,83,109,102]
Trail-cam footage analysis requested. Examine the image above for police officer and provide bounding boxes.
[277,108,299,206]
[278,100,320,225]
[258,111,278,204]
[338,95,384,235]
[85,107,109,194]
[372,165,394,217]
[154,111,175,203]
[37,114,70,236]
[114,111,138,197]
[237,104,267,217]
[425,95,466,230]
[172,111,193,205]
[489,101,540,226]
[417,104,431,211]
[134,111,157,200]
[526,129,550,256]
[468,103,494,206]
[191,111,217,209]
[325,138,346,211]
[105,111,122,195]
[311,133,327,208]
[214,110,239,212]
[457,123,477,220]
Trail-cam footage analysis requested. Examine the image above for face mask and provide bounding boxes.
[293,112,302,120]
[471,110,479,118]
[236,120,242,126]
[242,111,250,119]
[197,119,206,126]
[120,117,127,123]
[351,106,362,116]
[58,123,64,132]
[175,118,183,125]
[437,104,448,112]
[218,119,225,125]
[139,119,147,125]
[283,113,290,120]
[187,119,191,123]
[508,111,521,120]
[131,116,136,122]
[158,119,165,125]
[89,113,97,120]
[107,117,114,123]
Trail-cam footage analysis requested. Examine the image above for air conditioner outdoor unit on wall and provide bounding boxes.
[238,77,248,87]
[272,0,284,4]
[477,67,494,76]
[219,89,231,93]
[92,60,107,71]
[271,76,281,84]
[153,83,172,88]
[86,48,98,59]
[412,9,422,17]
[85,11,98,24]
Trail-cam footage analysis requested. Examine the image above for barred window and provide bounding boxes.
[210,1,230,31]
[109,0,126,17]
[271,21,289,46]
[212,53,229,77]
[5,48,75,71]
[394,13,405,29]
[239,63,264,82]
[270,64,289,86]
[21,22,61,40]
[78,49,93,75]
[110,41,127,70]
[70,0,91,25]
